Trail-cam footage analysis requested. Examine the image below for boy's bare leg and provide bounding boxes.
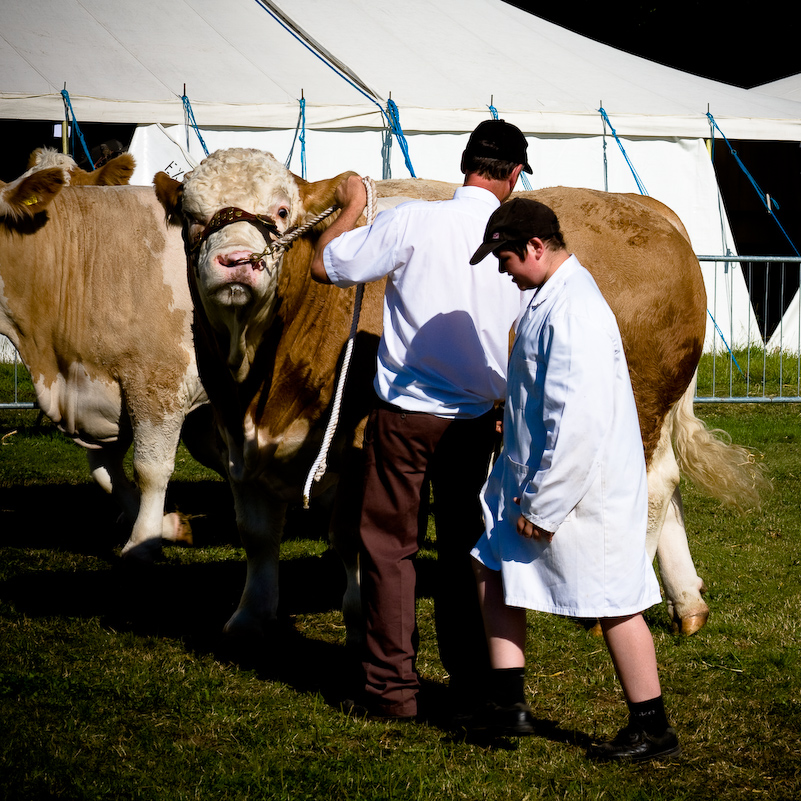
[472,558,527,667]
[469,558,535,735]
[599,613,662,703]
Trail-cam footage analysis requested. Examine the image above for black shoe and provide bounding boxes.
[340,698,416,723]
[588,724,681,763]
[464,701,536,737]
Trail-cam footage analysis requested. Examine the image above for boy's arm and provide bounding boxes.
[517,313,618,534]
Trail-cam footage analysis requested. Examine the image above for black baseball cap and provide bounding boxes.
[470,198,560,265]
[464,119,532,173]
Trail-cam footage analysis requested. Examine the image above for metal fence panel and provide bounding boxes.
[696,256,801,403]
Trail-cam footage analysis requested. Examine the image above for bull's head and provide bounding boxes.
[155,149,299,379]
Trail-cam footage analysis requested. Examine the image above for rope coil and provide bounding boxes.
[302,177,376,508]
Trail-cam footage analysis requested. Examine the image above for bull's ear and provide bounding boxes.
[153,172,184,226]
[26,147,44,170]
[92,153,136,186]
[299,171,359,217]
[63,166,92,185]
[0,167,66,220]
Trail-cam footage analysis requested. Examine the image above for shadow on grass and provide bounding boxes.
[0,479,592,746]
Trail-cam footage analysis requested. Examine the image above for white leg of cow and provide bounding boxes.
[87,442,139,521]
[656,488,708,635]
[646,417,680,563]
[645,414,708,635]
[225,483,286,639]
[122,419,189,560]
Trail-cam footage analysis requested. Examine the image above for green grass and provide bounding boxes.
[696,347,801,399]
[1,370,800,799]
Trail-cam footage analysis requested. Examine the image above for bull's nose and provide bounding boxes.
[220,251,258,268]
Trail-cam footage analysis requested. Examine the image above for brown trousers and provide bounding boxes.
[358,401,498,717]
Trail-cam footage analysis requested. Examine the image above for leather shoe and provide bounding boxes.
[463,700,536,737]
[588,724,681,762]
[340,698,416,723]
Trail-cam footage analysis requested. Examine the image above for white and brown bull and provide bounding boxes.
[0,165,213,558]
[154,148,765,643]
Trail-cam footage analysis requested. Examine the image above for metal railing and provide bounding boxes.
[3,257,801,409]
[0,350,36,410]
[696,256,801,403]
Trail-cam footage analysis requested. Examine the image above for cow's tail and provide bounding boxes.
[670,371,771,512]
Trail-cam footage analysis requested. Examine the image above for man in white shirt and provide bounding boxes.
[311,120,532,723]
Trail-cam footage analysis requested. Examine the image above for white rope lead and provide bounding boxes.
[303,177,376,509]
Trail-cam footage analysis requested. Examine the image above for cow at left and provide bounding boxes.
[0,159,216,559]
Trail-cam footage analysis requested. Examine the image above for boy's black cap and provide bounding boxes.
[464,119,532,174]
[470,198,560,265]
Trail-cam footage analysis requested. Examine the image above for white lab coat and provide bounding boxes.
[472,256,661,617]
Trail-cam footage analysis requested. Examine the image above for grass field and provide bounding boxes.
[1,363,800,800]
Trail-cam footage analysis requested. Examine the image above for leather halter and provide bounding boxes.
[189,206,281,255]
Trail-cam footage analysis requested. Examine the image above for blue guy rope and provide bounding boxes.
[60,89,94,168]
[253,0,415,178]
[385,99,416,178]
[707,112,800,257]
[285,95,307,179]
[708,309,744,376]
[181,93,209,157]
[598,107,648,196]
[488,101,532,190]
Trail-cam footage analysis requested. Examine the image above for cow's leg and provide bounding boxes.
[87,441,140,524]
[645,407,709,635]
[645,418,680,563]
[656,488,708,635]
[225,482,286,639]
[328,477,364,649]
[121,417,190,560]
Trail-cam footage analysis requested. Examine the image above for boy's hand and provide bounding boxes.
[513,497,554,542]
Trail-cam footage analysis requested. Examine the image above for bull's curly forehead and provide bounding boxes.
[182,148,301,223]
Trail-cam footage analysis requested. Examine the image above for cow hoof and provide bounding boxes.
[120,537,163,563]
[223,610,269,642]
[672,609,710,636]
[162,512,194,546]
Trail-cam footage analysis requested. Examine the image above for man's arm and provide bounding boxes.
[310,174,368,284]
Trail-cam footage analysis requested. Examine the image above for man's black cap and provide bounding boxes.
[470,197,560,265]
[464,119,532,174]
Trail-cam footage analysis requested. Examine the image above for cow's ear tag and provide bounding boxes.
[22,195,40,206]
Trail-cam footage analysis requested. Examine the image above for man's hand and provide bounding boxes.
[310,173,367,284]
[335,174,367,211]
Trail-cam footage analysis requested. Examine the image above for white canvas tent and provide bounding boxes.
[753,74,801,103]
[5,0,801,351]
[750,75,801,352]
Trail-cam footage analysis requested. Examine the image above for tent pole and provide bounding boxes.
[62,83,68,155]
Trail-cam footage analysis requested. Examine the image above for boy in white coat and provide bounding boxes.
[469,198,680,762]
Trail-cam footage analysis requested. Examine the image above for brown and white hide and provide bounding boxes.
[0,166,214,559]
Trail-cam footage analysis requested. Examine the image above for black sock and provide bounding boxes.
[628,695,670,736]
[489,667,526,707]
